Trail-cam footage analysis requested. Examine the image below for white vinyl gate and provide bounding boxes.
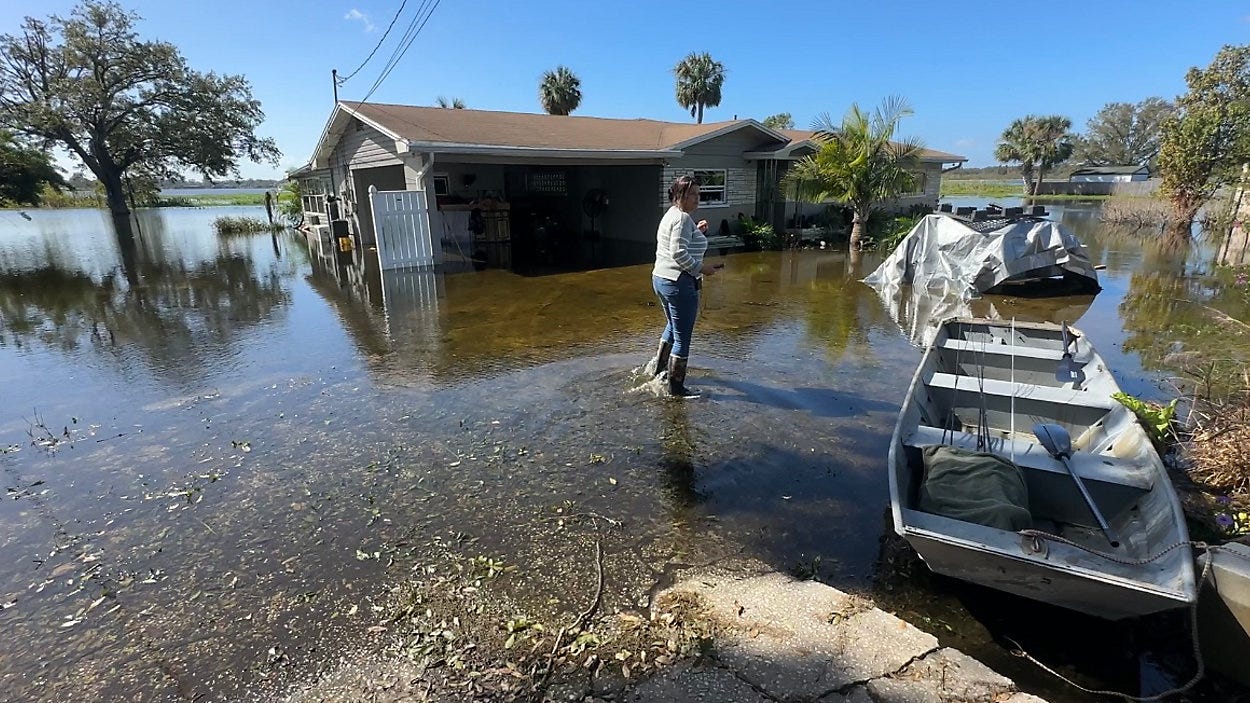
[370,187,436,269]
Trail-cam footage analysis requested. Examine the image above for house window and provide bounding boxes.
[693,170,727,206]
[433,175,449,196]
[907,171,927,195]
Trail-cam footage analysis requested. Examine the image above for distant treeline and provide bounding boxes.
[65,174,281,190]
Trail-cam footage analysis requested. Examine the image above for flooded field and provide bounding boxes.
[0,203,1245,702]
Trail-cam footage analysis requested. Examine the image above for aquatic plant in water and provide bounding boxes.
[1111,392,1178,447]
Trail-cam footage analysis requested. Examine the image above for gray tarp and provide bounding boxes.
[867,282,1096,347]
[863,214,1100,301]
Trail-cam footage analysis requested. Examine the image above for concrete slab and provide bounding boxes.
[672,572,939,699]
[866,648,1015,703]
[645,572,1047,703]
[622,662,772,703]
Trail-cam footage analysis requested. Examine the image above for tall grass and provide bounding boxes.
[939,180,1025,197]
[213,216,284,235]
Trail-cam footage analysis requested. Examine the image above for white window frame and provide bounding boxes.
[432,174,450,196]
[693,169,728,207]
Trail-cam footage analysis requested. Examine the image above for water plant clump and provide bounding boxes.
[213,216,284,235]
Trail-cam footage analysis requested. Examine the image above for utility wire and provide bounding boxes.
[359,0,442,104]
[360,0,438,103]
[357,0,432,101]
[337,0,409,84]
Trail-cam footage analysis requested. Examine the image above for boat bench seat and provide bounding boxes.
[905,425,1154,492]
[938,338,1088,364]
[927,372,1112,410]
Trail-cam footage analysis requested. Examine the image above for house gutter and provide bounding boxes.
[942,162,965,174]
[405,142,681,160]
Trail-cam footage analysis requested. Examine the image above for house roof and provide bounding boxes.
[1070,165,1150,175]
[342,101,779,152]
[301,102,966,167]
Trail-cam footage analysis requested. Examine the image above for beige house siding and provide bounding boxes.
[890,162,945,212]
[657,129,778,215]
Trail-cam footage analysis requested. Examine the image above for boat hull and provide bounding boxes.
[905,529,1192,619]
[888,317,1196,620]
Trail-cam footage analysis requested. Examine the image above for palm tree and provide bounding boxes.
[435,96,466,109]
[995,115,1074,196]
[538,66,582,116]
[783,97,924,251]
[673,52,725,124]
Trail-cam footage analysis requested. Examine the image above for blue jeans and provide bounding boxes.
[653,273,699,358]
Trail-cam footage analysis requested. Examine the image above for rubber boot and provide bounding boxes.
[667,355,700,399]
[644,340,673,378]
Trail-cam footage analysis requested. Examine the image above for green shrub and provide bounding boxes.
[738,217,786,250]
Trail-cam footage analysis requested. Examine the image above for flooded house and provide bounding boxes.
[289,101,966,273]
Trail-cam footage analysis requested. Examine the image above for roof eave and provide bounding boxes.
[665,119,791,151]
[406,142,682,160]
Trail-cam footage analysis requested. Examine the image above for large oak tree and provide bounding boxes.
[0,1,278,218]
[1073,98,1175,168]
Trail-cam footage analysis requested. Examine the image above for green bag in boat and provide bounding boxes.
[918,444,1032,531]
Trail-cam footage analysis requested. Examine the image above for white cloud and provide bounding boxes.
[344,9,376,32]
[954,138,976,149]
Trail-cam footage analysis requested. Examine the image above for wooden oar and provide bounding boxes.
[1033,423,1119,548]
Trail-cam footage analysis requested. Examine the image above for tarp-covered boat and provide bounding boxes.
[888,318,1196,619]
[865,212,1101,300]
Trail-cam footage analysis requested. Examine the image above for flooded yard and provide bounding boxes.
[0,203,1244,702]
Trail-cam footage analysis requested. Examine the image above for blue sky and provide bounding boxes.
[2,0,1246,179]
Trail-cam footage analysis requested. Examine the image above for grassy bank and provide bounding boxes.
[939,180,1023,197]
[939,180,1122,201]
[3,191,267,210]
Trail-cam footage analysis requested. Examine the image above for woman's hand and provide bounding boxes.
[696,219,709,233]
[700,263,718,276]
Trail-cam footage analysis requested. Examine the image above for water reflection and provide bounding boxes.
[0,213,289,381]
[0,203,1245,702]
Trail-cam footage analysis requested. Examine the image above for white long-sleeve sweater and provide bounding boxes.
[652,205,708,281]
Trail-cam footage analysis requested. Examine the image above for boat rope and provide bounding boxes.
[1010,533,1221,701]
[1017,530,1206,567]
[1009,317,1016,464]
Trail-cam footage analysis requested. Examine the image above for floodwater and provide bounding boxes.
[0,203,1244,702]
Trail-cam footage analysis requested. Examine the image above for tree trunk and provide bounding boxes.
[849,210,865,251]
[1033,166,1046,197]
[1022,168,1035,197]
[696,103,703,125]
[1165,192,1205,245]
[99,166,131,218]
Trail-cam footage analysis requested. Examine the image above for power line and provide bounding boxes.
[337,0,408,84]
[358,0,435,102]
[359,0,442,104]
[356,0,431,101]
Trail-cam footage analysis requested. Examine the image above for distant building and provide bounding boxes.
[1069,165,1151,183]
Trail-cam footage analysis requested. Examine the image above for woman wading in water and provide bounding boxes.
[647,175,720,398]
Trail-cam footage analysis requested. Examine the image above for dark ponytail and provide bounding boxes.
[668,175,697,205]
